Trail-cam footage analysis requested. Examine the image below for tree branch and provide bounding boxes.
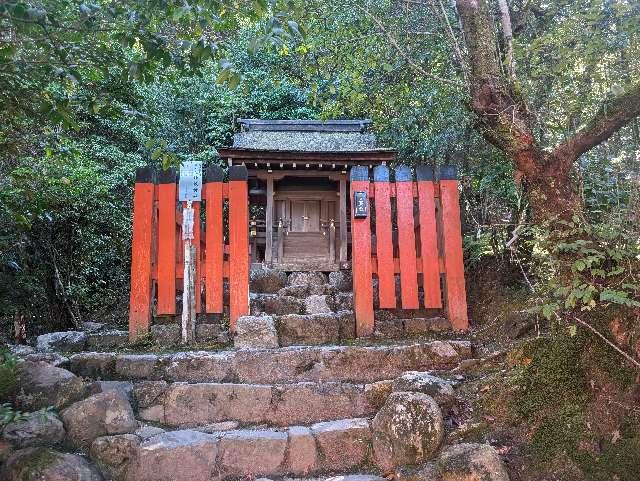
[552,82,640,163]
[497,0,516,81]
[455,0,541,177]
[574,316,640,370]
[355,4,463,88]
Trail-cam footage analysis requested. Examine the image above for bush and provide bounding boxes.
[0,349,19,404]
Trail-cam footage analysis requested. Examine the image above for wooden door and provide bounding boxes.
[305,201,320,232]
[290,200,320,232]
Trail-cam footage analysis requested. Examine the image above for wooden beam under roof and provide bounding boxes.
[218,148,396,164]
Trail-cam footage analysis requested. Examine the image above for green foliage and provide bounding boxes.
[0,0,300,154]
[1,139,142,327]
[534,216,640,323]
[0,348,19,415]
[0,403,26,425]
[0,28,317,329]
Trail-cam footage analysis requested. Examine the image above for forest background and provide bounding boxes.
[0,1,639,479]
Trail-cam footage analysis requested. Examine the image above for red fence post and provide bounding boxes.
[129,167,156,340]
[439,165,469,330]
[156,169,176,315]
[204,166,224,313]
[416,165,442,308]
[373,165,396,308]
[350,166,374,336]
[228,165,249,331]
[395,165,419,309]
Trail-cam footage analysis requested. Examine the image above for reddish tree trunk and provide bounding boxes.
[455,0,640,223]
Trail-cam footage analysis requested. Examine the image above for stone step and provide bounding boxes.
[133,380,382,428]
[250,289,349,316]
[92,418,377,480]
[68,339,472,384]
[244,311,451,348]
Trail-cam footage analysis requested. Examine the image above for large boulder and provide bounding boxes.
[263,295,304,315]
[278,313,341,346]
[2,447,103,481]
[437,443,509,481]
[329,270,352,291]
[286,426,318,475]
[151,324,181,346]
[61,391,137,450]
[311,418,371,471]
[0,439,14,464]
[372,391,444,473]
[36,331,87,352]
[23,352,69,368]
[134,425,166,440]
[196,323,230,344]
[15,361,87,411]
[288,271,327,287]
[304,295,332,314]
[393,372,456,409]
[90,434,140,480]
[88,380,135,404]
[277,311,354,346]
[328,292,354,311]
[69,352,116,378]
[250,267,288,293]
[278,283,333,297]
[86,330,128,350]
[2,411,65,449]
[395,463,440,481]
[217,429,288,477]
[125,430,219,481]
[234,315,278,349]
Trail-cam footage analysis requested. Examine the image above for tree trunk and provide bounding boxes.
[526,159,583,223]
[455,0,640,224]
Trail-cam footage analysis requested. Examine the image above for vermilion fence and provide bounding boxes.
[128,165,249,340]
[350,164,468,336]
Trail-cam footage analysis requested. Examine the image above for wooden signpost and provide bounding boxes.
[179,161,202,343]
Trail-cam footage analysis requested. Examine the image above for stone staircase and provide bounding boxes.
[1,269,510,481]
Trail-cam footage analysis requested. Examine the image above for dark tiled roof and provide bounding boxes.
[233,119,378,152]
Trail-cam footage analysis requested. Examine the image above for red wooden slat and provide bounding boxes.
[373,166,395,308]
[395,167,419,309]
[204,168,224,313]
[440,175,469,330]
[417,168,442,308]
[350,166,374,336]
[129,168,155,340]
[228,166,249,331]
[156,173,176,315]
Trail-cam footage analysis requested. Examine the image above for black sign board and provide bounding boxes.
[353,191,368,218]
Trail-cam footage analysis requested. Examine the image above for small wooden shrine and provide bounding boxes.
[128,118,469,340]
[218,119,395,272]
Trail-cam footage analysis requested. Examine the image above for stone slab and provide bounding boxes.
[67,340,472,385]
[135,381,373,427]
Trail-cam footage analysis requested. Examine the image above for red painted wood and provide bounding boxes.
[204,181,224,313]
[374,182,396,308]
[440,179,469,330]
[129,181,155,339]
[228,180,249,331]
[417,180,442,308]
[156,182,176,314]
[395,181,419,309]
[350,179,374,336]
